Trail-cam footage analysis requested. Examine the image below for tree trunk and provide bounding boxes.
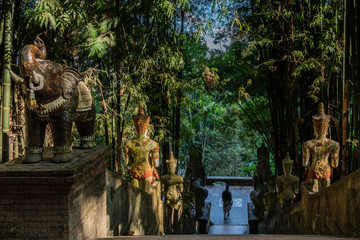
[174,7,185,161]
[340,0,351,177]
[117,93,130,175]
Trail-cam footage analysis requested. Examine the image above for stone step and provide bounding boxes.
[97,235,356,240]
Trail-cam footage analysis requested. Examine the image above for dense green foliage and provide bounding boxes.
[1,0,359,178]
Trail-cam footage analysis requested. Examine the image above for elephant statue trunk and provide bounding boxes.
[20,36,47,78]
[13,37,96,163]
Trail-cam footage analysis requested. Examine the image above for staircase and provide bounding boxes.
[98,171,360,239]
[97,235,353,239]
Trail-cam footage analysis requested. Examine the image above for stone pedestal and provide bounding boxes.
[0,146,113,240]
[248,202,261,234]
[195,202,211,234]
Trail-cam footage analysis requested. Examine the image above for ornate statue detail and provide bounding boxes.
[11,37,96,163]
[190,178,208,218]
[263,176,277,219]
[276,153,299,209]
[185,145,208,218]
[185,145,207,186]
[123,104,160,192]
[302,103,340,192]
[182,178,195,216]
[250,144,274,219]
[161,152,184,210]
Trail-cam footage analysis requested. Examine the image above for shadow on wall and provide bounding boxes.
[105,170,195,236]
[260,168,360,237]
[106,170,161,235]
[69,167,108,239]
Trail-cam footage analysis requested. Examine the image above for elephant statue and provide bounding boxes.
[11,37,96,163]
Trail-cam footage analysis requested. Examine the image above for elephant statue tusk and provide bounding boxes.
[32,70,45,86]
[10,70,24,84]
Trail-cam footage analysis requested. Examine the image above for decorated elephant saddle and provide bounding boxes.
[62,68,93,112]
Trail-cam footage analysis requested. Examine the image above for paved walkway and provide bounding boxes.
[206,185,253,235]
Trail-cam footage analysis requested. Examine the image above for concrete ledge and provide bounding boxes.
[0,146,113,194]
[97,235,357,240]
[0,146,113,240]
[206,176,253,186]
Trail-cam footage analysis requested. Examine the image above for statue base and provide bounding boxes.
[248,202,261,234]
[0,146,113,240]
[195,202,211,234]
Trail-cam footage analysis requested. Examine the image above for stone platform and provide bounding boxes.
[97,235,356,240]
[0,146,113,240]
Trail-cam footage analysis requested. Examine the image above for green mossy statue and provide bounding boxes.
[123,104,160,193]
[276,153,299,209]
[161,152,184,210]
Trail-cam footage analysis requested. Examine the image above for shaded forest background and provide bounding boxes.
[0,0,359,180]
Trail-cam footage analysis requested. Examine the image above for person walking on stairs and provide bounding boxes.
[222,184,233,220]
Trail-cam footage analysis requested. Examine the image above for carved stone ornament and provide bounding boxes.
[185,145,208,218]
[12,37,96,164]
[26,96,67,117]
[123,104,160,193]
[263,176,277,218]
[185,145,207,186]
[161,152,184,210]
[276,153,299,209]
[302,103,340,192]
[250,144,274,219]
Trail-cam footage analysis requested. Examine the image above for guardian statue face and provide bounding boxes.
[132,104,150,136]
[312,102,330,137]
[166,152,177,173]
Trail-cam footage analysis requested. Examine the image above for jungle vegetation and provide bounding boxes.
[0,0,358,179]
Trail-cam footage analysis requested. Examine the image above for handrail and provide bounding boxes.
[206,176,253,186]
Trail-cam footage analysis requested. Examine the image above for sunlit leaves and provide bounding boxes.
[32,0,85,33]
[308,76,325,102]
[33,0,59,30]
[84,20,115,58]
[202,66,219,89]
[235,0,343,102]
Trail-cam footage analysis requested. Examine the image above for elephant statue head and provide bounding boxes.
[11,37,96,163]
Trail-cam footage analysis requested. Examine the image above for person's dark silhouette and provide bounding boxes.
[222,184,233,220]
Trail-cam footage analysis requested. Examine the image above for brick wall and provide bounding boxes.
[0,194,69,239]
[0,146,113,240]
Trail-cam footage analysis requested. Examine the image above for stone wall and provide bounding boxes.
[0,146,195,239]
[69,164,108,239]
[260,169,360,237]
[105,170,195,236]
[0,193,69,239]
[0,146,113,240]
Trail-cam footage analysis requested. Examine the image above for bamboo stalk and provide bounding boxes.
[0,6,5,163]
[0,11,5,56]
[341,0,351,176]
[1,0,14,163]
[12,86,18,159]
[174,7,184,161]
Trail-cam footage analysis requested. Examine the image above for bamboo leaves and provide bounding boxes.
[84,22,115,58]
[33,0,59,30]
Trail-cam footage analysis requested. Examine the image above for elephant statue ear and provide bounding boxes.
[61,68,83,100]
